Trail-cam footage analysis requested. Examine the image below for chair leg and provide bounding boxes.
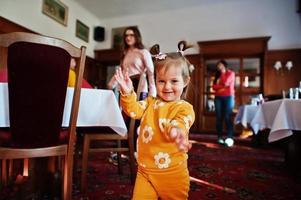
[117,140,123,174]
[1,159,7,185]
[64,147,75,200]
[9,159,14,178]
[128,152,136,184]
[81,134,90,194]
[22,158,29,177]
[47,157,56,174]
[59,155,65,177]
[73,133,82,182]
[63,155,68,200]
[128,131,136,184]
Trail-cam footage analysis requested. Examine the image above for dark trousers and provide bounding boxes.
[214,96,234,139]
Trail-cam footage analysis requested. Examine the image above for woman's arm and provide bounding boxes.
[107,75,117,89]
[224,70,235,87]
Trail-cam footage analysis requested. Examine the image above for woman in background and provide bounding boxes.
[108,26,156,98]
[107,26,156,161]
[212,60,235,147]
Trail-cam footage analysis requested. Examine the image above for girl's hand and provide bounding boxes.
[114,67,133,95]
[170,127,192,152]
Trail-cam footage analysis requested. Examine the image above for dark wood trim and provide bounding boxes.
[186,54,202,132]
[198,36,271,57]
[0,16,103,88]
[265,48,301,95]
[94,49,121,65]
[198,36,271,45]
[0,16,36,34]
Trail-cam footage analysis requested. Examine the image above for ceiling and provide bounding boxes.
[74,0,205,19]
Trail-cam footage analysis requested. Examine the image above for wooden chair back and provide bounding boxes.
[0,32,86,200]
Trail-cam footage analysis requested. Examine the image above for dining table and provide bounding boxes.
[250,98,301,143]
[234,104,259,128]
[0,82,127,136]
[235,99,301,143]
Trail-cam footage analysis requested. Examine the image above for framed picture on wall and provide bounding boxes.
[76,20,89,43]
[42,0,68,26]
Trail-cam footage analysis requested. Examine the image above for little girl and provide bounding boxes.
[114,41,195,200]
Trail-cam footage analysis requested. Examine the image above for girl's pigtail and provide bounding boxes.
[150,44,167,60]
[150,44,160,55]
[177,40,194,55]
[177,41,195,74]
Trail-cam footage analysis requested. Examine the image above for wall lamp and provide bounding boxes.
[274,61,293,74]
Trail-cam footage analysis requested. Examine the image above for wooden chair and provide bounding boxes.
[0,32,86,200]
[80,74,144,194]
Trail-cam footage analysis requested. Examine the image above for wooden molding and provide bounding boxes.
[0,16,36,34]
[198,36,271,57]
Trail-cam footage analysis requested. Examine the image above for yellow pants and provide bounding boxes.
[132,162,190,200]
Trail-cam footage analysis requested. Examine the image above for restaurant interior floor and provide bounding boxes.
[1,132,301,200]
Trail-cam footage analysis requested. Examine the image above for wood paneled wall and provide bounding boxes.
[94,43,301,134]
[265,49,301,95]
[3,16,299,133]
[0,17,36,69]
[185,54,202,132]
[0,16,35,34]
[0,16,100,86]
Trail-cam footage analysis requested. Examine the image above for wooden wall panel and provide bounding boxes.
[0,17,35,69]
[198,37,270,57]
[0,47,7,69]
[94,49,121,65]
[265,49,301,95]
[0,16,99,87]
[186,54,202,132]
[0,16,35,34]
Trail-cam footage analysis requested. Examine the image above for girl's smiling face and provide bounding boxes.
[156,65,189,102]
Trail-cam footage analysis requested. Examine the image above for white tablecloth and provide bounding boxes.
[0,83,127,136]
[234,104,259,128]
[250,99,301,142]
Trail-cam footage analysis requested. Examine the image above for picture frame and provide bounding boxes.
[111,26,137,49]
[42,0,68,26]
[76,20,89,43]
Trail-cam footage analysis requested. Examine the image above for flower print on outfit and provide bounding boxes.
[120,91,195,170]
[116,40,195,200]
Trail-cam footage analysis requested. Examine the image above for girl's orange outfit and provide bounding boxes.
[120,91,195,200]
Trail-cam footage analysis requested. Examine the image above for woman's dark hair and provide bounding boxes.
[120,26,145,62]
[213,60,228,84]
[122,26,144,50]
[217,60,228,68]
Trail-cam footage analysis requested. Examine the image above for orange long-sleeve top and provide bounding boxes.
[120,91,195,170]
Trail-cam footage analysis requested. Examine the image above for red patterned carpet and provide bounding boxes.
[72,134,301,200]
[1,134,301,200]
